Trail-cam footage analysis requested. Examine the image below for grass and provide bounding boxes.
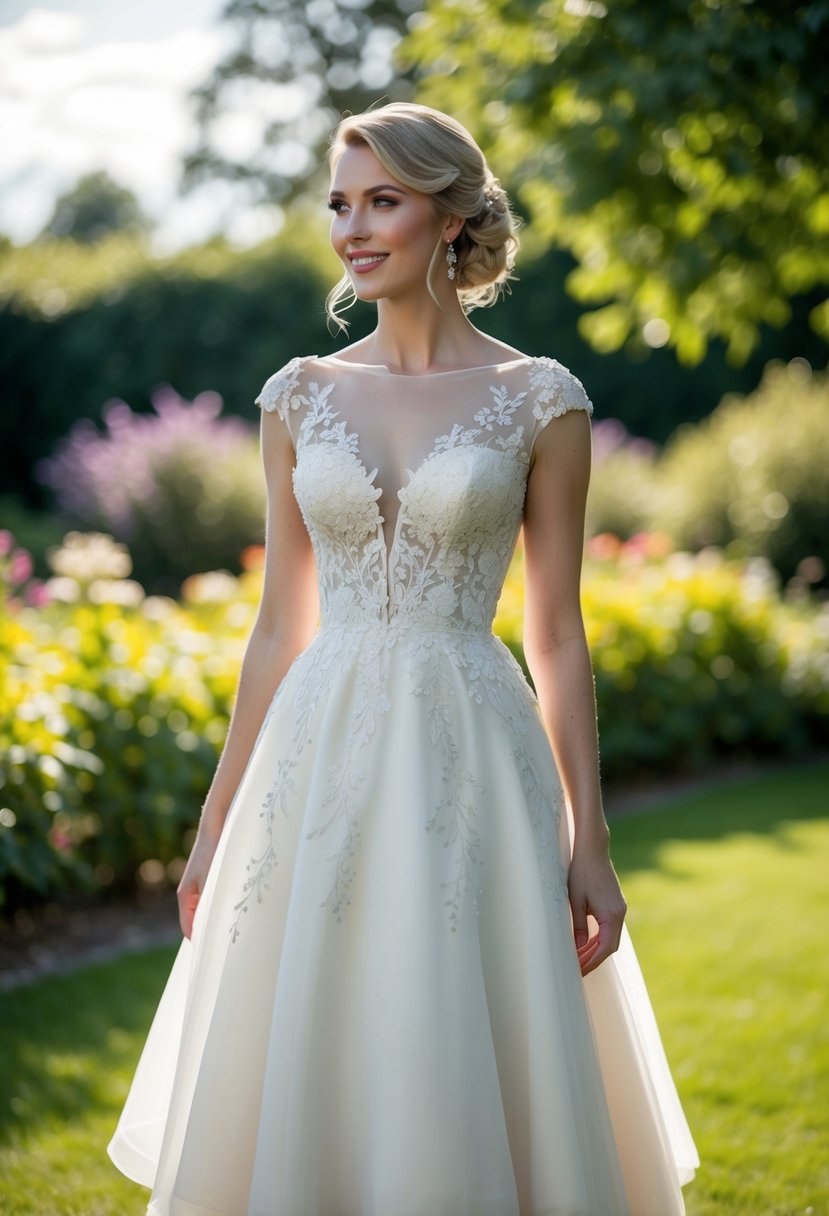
[0,760,827,1216]
[614,760,829,1216]
[0,946,175,1215]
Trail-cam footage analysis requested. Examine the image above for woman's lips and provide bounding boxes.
[349,254,389,274]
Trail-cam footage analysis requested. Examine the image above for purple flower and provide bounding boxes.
[36,386,257,540]
[591,418,657,465]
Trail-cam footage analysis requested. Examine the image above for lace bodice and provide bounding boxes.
[256,353,592,637]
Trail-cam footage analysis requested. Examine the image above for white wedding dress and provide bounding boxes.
[108,353,698,1215]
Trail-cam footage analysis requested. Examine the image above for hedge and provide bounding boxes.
[3,222,825,510]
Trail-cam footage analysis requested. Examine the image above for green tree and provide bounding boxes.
[401,0,829,364]
[37,171,152,245]
[182,0,418,206]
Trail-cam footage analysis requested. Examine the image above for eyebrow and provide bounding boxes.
[328,184,408,199]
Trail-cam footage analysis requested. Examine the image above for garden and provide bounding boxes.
[1,0,828,1212]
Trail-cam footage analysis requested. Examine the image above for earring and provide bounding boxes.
[446,241,457,281]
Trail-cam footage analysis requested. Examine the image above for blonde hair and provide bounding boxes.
[326,102,521,331]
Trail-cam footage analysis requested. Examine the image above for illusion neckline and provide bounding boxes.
[315,353,534,378]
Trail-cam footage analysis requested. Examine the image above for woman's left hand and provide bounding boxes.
[567,844,627,977]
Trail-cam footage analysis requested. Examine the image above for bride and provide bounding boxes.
[108,101,698,1215]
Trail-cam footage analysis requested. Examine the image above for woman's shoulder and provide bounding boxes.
[466,343,592,411]
[520,355,593,421]
[254,354,321,415]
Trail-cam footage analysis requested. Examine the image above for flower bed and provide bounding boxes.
[1,531,826,913]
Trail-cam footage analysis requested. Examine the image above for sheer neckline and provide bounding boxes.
[315,353,533,378]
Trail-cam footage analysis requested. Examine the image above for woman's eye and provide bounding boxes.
[327,197,397,212]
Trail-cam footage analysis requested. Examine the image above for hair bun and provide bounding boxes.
[455,175,519,301]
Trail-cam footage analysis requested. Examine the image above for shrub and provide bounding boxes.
[581,542,829,780]
[36,388,265,592]
[657,360,829,587]
[497,534,829,781]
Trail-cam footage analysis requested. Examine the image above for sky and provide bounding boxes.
[0,1,295,252]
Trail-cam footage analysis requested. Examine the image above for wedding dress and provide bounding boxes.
[108,353,698,1215]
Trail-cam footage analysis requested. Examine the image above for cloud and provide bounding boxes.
[1,7,85,53]
[0,5,269,251]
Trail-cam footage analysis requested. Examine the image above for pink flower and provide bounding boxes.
[9,549,33,584]
[622,531,673,561]
[25,580,51,607]
[643,531,673,558]
[0,530,12,557]
[587,532,623,560]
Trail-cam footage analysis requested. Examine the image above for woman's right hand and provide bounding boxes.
[176,832,220,940]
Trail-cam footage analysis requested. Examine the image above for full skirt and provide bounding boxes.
[107,627,698,1215]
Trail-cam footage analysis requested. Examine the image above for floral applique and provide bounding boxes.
[529,356,593,426]
[254,355,305,421]
[305,629,393,921]
[229,630,348,942]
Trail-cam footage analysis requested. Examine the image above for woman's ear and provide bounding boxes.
[442,215,465,244]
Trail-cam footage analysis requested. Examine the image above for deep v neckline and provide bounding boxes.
[313,432,525,621]
[311,363,530,537]
[292,364,533,625]
[320,408,515,559]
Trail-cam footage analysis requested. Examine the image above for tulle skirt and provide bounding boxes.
[108,627,698,1214]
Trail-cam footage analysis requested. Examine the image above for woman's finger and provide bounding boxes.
[579,915,624,977]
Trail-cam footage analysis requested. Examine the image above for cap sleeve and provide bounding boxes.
[528,356,593,433]
[254,355,309,425]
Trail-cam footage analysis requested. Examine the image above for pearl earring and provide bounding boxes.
[446,241,457,281]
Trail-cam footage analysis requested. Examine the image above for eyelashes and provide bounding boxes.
[327,198,398,212]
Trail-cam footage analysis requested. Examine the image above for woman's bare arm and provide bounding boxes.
[522,408,626,976]
[177,407,318,936]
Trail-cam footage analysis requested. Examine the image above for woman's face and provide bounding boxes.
[329,143,448,305]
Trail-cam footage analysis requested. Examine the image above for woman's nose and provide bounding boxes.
[344,206,370,241]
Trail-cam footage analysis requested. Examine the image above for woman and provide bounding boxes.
[108,102,698,1215]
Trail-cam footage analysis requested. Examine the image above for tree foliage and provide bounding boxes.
[402,0,829,364]
[182,0,418,206]
[37,171,152,246]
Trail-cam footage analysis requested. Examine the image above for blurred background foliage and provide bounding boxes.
[1,214,825,516]
[586,359,829,591]
[1,0,827,917]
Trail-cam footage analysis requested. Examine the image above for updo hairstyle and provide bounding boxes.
[326,102,520,330]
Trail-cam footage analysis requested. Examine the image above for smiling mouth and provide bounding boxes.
[349,254,389,270]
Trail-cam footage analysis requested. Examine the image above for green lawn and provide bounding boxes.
[1,761,827,1216]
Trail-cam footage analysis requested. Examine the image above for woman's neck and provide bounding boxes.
[362,297,497,374]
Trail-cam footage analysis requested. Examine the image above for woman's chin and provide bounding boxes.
[350,281,387,304]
